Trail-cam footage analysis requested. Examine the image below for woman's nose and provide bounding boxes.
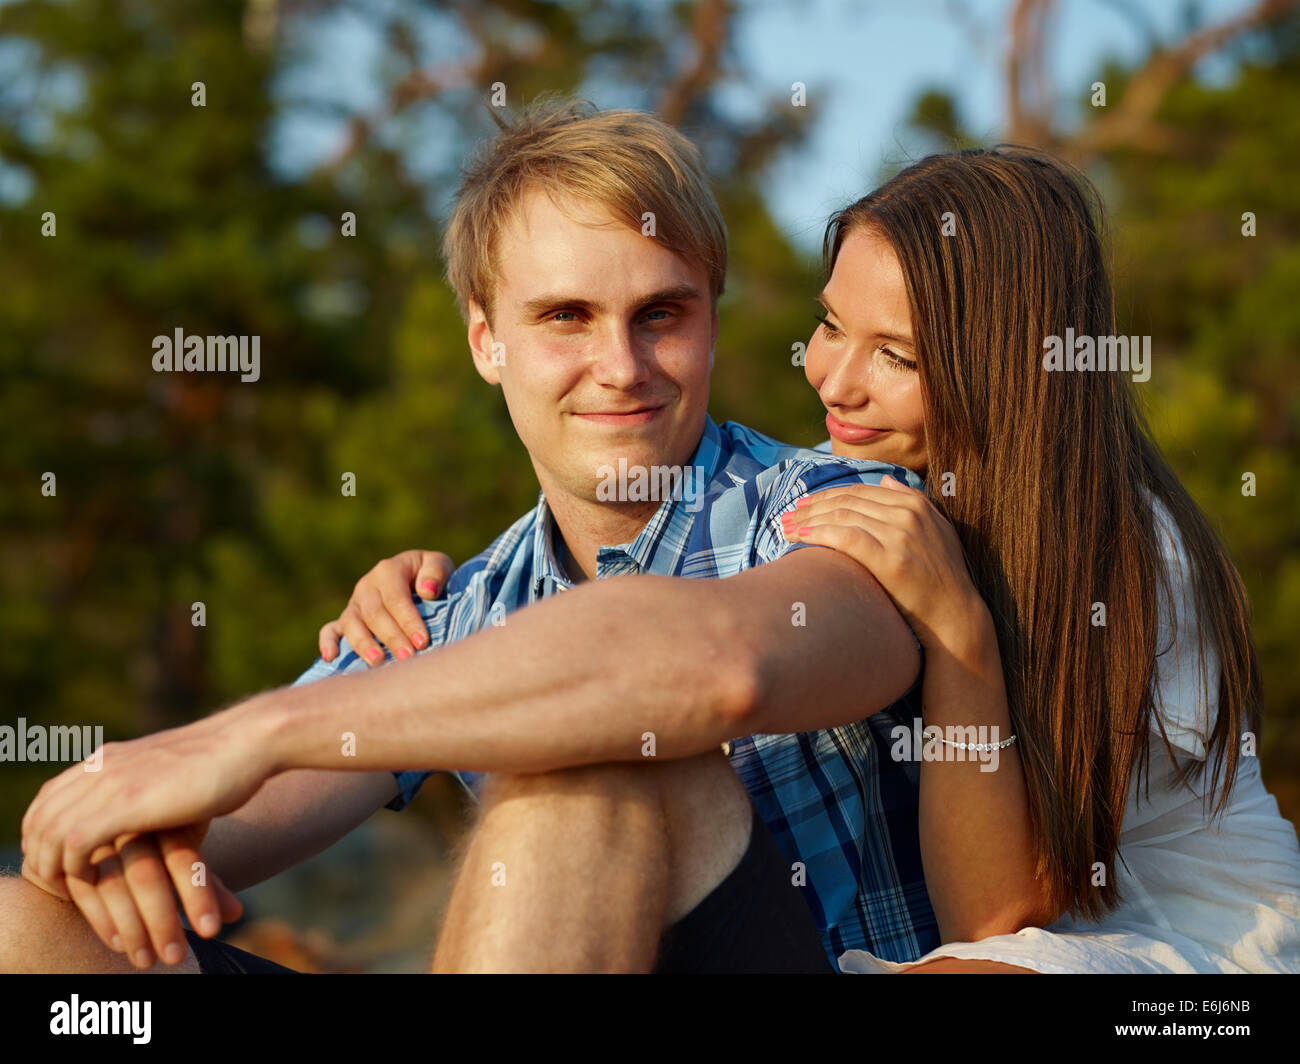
[818,347,871,410]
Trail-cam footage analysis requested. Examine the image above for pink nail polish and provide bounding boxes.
[412,632,427,648]
[421,581,438,594]
[365,648,382,664]
[396,647,410,661]
[797,527,812,536]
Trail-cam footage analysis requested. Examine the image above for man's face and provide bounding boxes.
[468,187,717,512]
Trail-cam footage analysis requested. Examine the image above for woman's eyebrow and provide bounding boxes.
[817,290,914,346]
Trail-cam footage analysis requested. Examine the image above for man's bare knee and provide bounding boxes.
[654,750,753,923]
[469,752,752,927]
[0,873,200,974]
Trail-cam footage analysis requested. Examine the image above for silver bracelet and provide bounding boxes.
[921,726,1018,752]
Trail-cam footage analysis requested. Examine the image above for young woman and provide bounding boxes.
[326,147,1300,972]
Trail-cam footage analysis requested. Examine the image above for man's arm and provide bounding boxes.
[202,769,399,893]
[25,545,918,882]
[257,546,918,775]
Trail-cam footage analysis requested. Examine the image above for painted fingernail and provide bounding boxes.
[396,647,410,661]
[421,581,438,595]
[798,527,812,535]
[365,648,382,664]
[110,934,122,950]
[134,949,153,968]
[794,496,809,507]
[163,941,185,965]
[411,632,427,649]
[199,914,219,936]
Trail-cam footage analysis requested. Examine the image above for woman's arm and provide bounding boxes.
[913,611,1058,940]
[786,477,1058,941]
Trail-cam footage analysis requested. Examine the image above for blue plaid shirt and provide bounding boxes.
[293,415,940,967]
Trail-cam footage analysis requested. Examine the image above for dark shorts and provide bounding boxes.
[653,803,835,974]
[183,929,300,974]
[186,804,832,975]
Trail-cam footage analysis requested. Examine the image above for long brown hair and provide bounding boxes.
[825,147,1262,919]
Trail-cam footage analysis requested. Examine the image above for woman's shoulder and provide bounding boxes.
[1145,492,1219,761]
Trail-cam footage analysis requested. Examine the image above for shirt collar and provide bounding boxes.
[529,491,573,602]
[530,415,725,595]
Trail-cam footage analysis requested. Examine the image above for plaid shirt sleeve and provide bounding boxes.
[289,592,466,812]
[750,457,927,699]
[751,456,926,567]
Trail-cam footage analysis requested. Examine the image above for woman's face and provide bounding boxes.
[804,225,928,477]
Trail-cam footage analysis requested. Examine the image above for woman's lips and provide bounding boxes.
[825,411,888,443]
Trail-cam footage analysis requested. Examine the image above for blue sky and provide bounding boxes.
[736,0,1254,249]
[0,0,1261,249]
[267,0,1257,251]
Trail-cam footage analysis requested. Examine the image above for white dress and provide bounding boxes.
[839,499,1300,974]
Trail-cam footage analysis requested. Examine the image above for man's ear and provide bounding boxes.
[467,296,502,386]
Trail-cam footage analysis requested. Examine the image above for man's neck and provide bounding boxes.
[543,489,659,584]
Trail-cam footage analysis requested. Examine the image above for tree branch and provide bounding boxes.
[657,0,732,127]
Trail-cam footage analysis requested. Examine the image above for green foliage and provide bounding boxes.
[0,0,1296,841]
[0,0,816,838]
[1104,44,1300,779]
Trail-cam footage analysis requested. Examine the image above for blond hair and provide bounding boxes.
[444,95,727,321]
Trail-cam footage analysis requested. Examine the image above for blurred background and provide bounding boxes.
[1,0,1297,971]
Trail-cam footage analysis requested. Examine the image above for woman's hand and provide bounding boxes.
[318,549,455,666]
[781,475,989,652]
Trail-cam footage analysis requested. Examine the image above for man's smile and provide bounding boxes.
[571,404,666,426]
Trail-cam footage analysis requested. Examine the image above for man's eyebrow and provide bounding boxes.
[521,294,600,317]
[636,284,704,307]
[817,290,914,346]
[520,284,703,318]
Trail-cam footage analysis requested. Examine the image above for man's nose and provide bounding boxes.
[589,321,651,390]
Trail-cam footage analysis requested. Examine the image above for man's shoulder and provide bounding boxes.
[712,419,826,473]
[758,454,924,498]
[294,501,544,687]
[443,501,544,595]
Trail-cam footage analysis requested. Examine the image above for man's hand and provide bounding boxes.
[319,549,454,666]
[52,828,244,969]
[21,705,278,888]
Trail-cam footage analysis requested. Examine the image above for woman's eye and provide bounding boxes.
[814,313,840,338]
[882,347,918,371]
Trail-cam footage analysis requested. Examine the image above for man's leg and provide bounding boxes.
[431,749,826,973]
[0,872,201,974]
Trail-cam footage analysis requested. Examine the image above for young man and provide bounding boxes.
[8,99,967,974]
